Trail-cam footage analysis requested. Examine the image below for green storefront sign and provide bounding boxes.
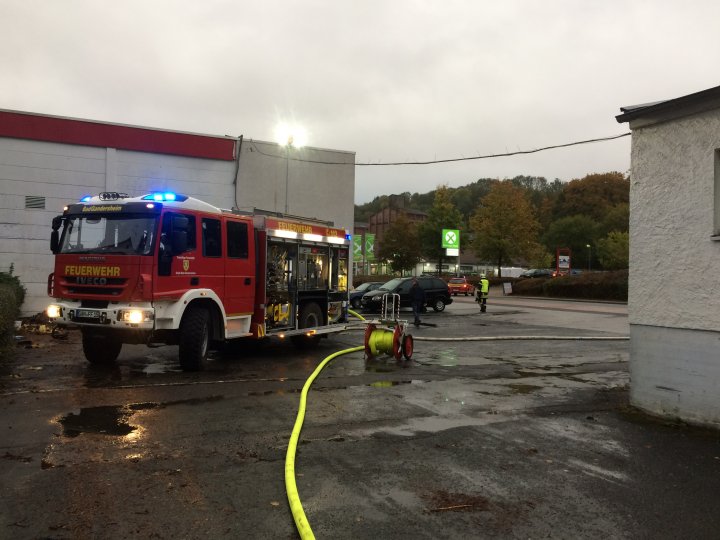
[441,229,460,249]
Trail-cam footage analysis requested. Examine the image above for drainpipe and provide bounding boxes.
[232,135,243,211]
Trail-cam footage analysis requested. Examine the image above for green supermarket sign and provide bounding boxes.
[441,229,460,249]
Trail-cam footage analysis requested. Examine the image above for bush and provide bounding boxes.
[0,268,26,353]
[509,270,628,301]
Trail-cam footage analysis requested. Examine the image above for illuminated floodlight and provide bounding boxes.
[303,233,323,242]
[275,123,307,148]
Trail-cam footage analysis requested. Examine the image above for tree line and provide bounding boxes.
[355,172,629,276]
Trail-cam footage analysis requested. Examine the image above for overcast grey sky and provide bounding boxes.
[2,1,719,203]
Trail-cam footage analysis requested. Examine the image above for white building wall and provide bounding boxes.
[236,140,355,233]
[1,136,355,316]
[628,107,720,427]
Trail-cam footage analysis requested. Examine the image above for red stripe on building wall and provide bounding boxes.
[0,110,236,161]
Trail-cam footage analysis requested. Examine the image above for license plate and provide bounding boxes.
[77,309,100,319]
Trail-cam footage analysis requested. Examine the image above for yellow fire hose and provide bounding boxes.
[286,307,627,537]
[285,344,365,540]
[347,308,365,321]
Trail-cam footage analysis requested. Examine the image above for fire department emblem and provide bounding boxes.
[183,259,190,272]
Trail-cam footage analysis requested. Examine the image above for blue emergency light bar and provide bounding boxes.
[141,192,188,202]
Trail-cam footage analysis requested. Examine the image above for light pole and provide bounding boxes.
[275,124,306,215]
[586,244,591,271]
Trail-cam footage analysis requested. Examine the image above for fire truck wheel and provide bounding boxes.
[82,330,122,364]
[179,307,210,371]
[291,302,322,349]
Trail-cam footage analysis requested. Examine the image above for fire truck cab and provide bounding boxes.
[47,192,351,370]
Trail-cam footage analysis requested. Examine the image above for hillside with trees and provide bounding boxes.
[355,172,629,273]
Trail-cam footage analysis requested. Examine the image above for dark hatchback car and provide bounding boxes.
[519,268,553,279]
[360,276,453,313]
[349,281,384,309]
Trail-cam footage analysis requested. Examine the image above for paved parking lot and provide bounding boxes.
[2,295,720,539]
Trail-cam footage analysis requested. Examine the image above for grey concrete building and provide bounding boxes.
[0,109,355,314]
[616,85,720,428]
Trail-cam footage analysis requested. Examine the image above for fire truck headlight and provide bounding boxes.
[120,309,152,324]
[47,304,61,318]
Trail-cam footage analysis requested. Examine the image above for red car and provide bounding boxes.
[448,277,475,296]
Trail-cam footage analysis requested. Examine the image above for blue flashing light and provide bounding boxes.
[142,192,188,202]
[80,195,92,202]
[345,234,352,240]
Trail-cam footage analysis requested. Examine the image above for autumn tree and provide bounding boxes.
[417,185,463,274]
[470,181,541,276]
[542,214,601,268]
[553,172,629,222]
[601,203,629,235]
[377,214,422,273]
[596,231,629,270]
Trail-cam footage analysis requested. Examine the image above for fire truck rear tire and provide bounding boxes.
[82,330,122,364]
[291,302,322,349]
[179,307,210,371]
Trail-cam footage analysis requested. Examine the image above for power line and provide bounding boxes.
[248,132,631,167]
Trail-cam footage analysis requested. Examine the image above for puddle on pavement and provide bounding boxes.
[508,383,543,394]
[368,380,417,389]
[365,362,403,373]
[247,388,303,396]
[427,349,458,367]
[59,406,136,438]
[129,356,184,375]
[57,396,224,438]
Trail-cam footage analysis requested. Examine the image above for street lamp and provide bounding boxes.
[586,244,591,271]
[275,124,307,214]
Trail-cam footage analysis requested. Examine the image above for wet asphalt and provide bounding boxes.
[2,293,720,539]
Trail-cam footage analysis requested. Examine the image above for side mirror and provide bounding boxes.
[171,230,187,254]
[50,230,60,254]
[51,216,63,230]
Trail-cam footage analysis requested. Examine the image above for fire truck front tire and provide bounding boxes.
[82,330,122,364]
[291,302,322,349]
[179,307,210,371]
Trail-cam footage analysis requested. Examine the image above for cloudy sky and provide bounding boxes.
[2,1,719,203]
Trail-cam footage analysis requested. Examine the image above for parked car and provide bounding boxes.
[519,268,553,279]
[349,281,384,309]
[360,276,453,313]
[552,268,583,277]
[447,276,475,296]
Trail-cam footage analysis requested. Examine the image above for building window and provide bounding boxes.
[25,195,45,209]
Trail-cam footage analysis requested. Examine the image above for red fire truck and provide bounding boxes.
[46,191,352,370]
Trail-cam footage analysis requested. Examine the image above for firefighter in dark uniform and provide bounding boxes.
[409,277,425,327]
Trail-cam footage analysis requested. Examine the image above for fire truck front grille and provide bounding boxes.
[63,277,128,297]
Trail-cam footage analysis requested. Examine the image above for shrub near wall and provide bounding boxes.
[0,270,26,354]
[511,270,628,301]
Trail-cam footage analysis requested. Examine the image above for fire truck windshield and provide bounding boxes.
[60,214,158,256]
